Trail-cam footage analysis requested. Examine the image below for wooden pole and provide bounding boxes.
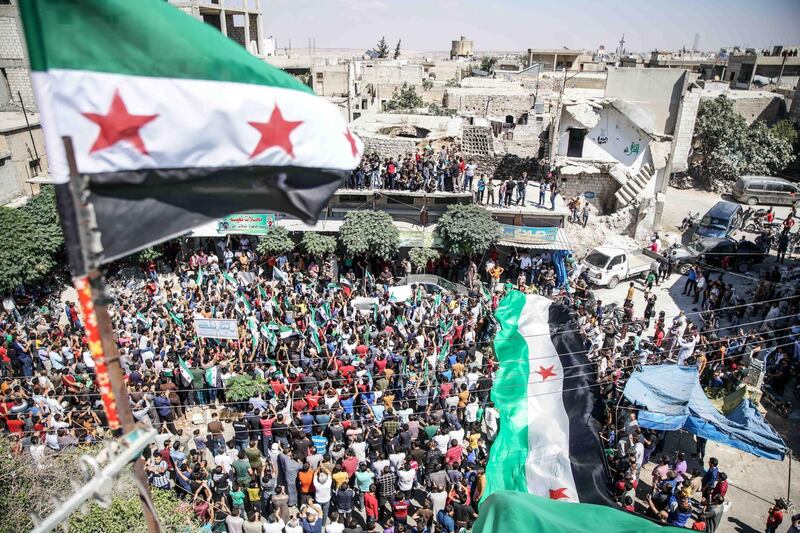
[61,137,163,533]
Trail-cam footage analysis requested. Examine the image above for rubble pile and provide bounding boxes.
[565,202,640,257]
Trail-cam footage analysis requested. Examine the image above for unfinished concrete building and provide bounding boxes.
[0,0,34,111]
[727,45,800,90]
[169,0,264,55]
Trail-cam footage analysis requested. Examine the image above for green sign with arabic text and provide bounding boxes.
[217,213,278,235]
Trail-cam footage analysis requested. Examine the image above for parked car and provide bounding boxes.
[686,237,767,273]
[692,200,744,240]
[581,246,653,289]
[733,175,800,207]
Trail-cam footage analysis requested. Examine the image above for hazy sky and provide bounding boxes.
[264,0,800,53]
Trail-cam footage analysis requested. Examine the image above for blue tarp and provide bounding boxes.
[622,365,787,461]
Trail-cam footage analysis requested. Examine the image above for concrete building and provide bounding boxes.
[450,36,474,60]
[727,45,800,90]
[699,86,786,125]
[790,79,800,125]
[524,48,593,72]
[0,0,35,111]
[168,0,264,55]
[0,111,48,206]
[551,69,688,215]
[646,50,726,80]
[443,86,534,123]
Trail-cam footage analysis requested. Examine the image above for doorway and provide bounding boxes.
[567,128,586,157]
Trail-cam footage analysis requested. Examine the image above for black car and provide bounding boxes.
[691,238,767,273]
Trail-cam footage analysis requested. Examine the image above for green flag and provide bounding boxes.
[433,293,441,309]
[178,357,193,384]
[222,272,237,289]
[195,267,204,287]
[476,491,684,533]
[135,311,151,329]
[309,326,322,352]
[169,311,184,327]
[261,323,277,347]
[438,339,450,362]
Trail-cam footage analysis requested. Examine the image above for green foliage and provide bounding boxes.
[479,56,497,72]
[134,246,162,264]
[0,185,64,293]
[226,374,270,402]
[376,36,389,59]
[256,226,294,256]
[302,232,337,257]
[445,78,460,88]
[338,211,399,259]
[394,39,402,60]
[694,96,794,185]
[0,438,198,533]
[422,79,433,91]
[384,82,424,112]
[427,103,453,117]
[772,119,799,148]
[408,247,439,271]
[436,204,501,256]
[69,484,198,533]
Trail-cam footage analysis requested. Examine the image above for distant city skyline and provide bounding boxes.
[264,0,800,54]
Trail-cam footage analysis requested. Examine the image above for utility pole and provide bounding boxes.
[346,59,352,122]
[617,34,626,67]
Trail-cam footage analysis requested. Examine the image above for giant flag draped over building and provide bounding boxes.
[482,291,612,505]
[19,0,362,263]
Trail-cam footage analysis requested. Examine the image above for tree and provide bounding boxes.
[302,232,337,257]
[444,78,460,87]
[694,96,794,186]
[422,78,433,91]
[394,39,402,59]
[338,210,399,259]
[384,82,424,112]
[436,204,500,256]
[0,185,64,294]
[376,36,389,59]
[225,374,270,402]
[133,246,162,265]
[408,247,439,272]
[256,226,294,256]
[479,56,497,72]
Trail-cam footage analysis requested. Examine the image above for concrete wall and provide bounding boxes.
[361,62,424,86]
[791,82,800,125]
[727,94,785,125]
[556,106,651,173]
[461,126,494,156]
[0,125,48,205]
[605,68,687,135]
[0,5,35,111]
[313,65,349,96]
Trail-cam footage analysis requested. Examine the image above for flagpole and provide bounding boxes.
[60,137,163,533]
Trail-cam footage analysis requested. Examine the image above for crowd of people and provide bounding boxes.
[346,148,564,211]
[1,219,798,531]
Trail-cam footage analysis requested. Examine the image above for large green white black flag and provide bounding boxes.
[483,291,612,506]
[20,0,361,263]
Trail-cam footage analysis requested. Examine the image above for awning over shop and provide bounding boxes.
[623,365,787,461]
[497,226,572,251]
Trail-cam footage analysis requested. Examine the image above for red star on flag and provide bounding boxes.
[248,104,303,159]
[344,127,359,157]
[82,90,158,155]
[536,365,557,381]
[549,487,569,500]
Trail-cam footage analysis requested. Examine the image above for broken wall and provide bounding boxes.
[360,133,417,160]
[605,68,687,135]
[556,168,621,214]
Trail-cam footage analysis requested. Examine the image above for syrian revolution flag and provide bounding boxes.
[20,0,362,264]
[476,491,684,533]
[482,291,612,506]
[178,358,193,385]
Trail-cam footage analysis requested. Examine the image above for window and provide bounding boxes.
[746,182,765,191]
[315,72,323,81]
[778,183,797,193]
[609,255,625,268]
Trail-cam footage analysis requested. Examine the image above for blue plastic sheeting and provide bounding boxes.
[623,365,787,461]
[553,250,568,287]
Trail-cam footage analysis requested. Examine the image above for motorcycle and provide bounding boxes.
[679,212,700,231]
[744,218,781,234]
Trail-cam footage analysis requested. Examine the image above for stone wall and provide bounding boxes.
[0,10,35,110]
[360,133,417,160]
[557,171,621,214]
[443,89,533,119]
